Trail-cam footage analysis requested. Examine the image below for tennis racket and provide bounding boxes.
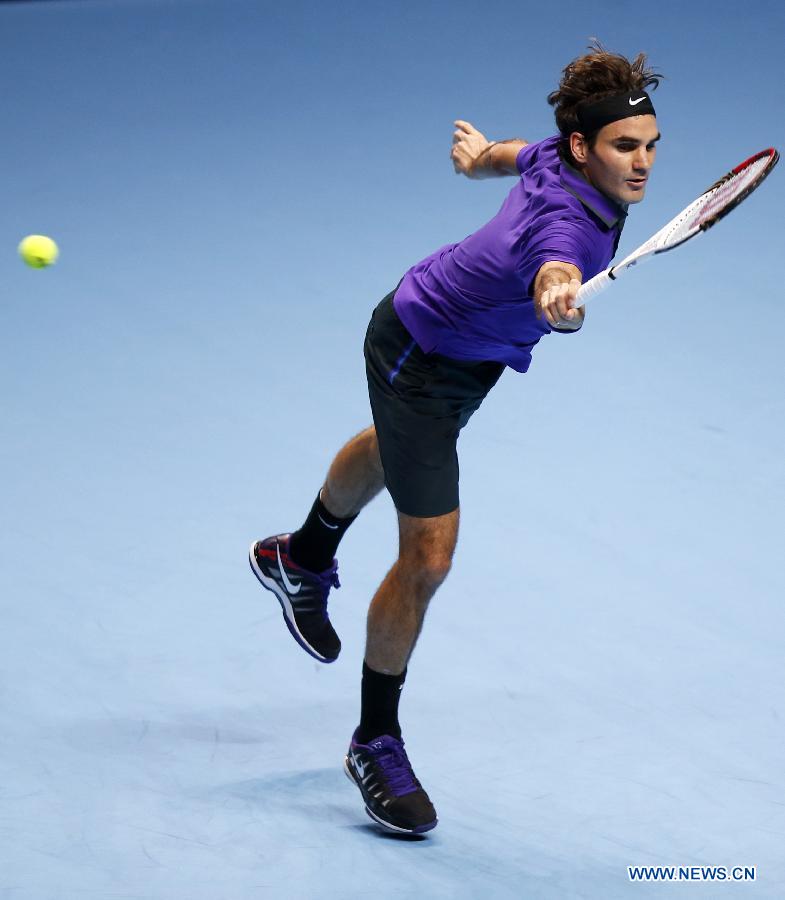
[575,147,779,307]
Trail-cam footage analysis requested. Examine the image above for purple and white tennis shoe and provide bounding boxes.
[344,731,437,834]
[249,534,341,663]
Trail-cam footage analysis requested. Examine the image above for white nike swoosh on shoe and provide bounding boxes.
[317,513,339,530]
[352,751,365,779]
[629,96,647,106]
[276,540,302,595]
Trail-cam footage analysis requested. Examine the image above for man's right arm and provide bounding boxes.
[533,261,584,330]
[451,120,527,179]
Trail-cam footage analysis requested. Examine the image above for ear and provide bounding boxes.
[570,131,588,166]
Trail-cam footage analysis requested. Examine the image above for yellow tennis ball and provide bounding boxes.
[18,234,59,269]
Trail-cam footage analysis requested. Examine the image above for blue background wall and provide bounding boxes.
[1,1,783,897]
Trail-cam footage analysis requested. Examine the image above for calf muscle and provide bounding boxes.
[365,507,459,675]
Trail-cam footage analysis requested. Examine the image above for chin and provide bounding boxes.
[617,185,646,204]
[622,183,648,203]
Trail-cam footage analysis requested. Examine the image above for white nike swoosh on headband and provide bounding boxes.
[629,96,647,106]
[277,540,302,594]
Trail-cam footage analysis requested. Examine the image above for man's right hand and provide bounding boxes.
[533,262,585,331]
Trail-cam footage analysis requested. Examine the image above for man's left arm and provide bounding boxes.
[451,120,527,178]
[533,261,585,331]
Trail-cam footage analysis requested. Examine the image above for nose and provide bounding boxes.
[633,146,653,173]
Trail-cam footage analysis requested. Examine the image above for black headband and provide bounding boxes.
[576,91,656,135]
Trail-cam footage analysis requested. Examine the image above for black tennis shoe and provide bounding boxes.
[343,730,437,834]
[249,534,341,663]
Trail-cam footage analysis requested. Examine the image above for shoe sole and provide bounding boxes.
[343,754,437,835]
[248,541,336,664]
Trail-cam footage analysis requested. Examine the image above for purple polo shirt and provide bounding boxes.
[392,134,627,372]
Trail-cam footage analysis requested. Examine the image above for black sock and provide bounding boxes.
[288,490,357,573]
[355,661,406,743]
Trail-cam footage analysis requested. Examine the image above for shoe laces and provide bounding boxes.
[315,563,340,593]
[313,564,340,621]
[373,740,419,797]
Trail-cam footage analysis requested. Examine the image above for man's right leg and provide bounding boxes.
[249,425,385,663]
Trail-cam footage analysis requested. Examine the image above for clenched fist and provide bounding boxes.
[536,277,585,331]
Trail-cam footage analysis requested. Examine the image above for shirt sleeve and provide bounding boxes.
[518,217,597,298]
[515,142,538,176]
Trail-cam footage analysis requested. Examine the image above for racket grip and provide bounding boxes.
[575,268,614,307]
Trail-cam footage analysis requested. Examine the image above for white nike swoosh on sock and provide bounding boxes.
[317,513,339,530]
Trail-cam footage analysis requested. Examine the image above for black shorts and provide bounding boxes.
[364,286,505,518]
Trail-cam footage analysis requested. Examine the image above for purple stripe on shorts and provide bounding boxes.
[388,339,417,385]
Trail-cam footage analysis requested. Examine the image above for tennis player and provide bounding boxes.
[250,42,662,834]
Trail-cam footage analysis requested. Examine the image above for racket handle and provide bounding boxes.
[575,268,615,308]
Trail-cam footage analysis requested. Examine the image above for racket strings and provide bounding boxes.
[653,199,705,247]
[689,156,771,229]
[654,153,774,248]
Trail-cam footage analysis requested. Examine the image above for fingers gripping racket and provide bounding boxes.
[575,148,779,307]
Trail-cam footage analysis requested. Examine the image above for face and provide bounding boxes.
[570,116,660,204]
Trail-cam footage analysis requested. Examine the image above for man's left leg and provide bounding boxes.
[343,506,459,834]
[363,507,459,677]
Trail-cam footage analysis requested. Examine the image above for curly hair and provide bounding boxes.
[548,40,663,154]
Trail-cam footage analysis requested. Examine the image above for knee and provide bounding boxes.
[424,554,452,587]
[399,546,453,588]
